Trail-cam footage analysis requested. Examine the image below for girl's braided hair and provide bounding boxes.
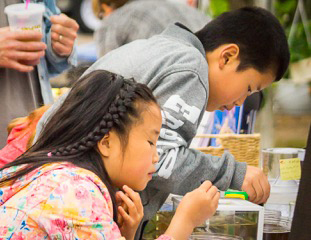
[51,78,139,157]
[0,70,158,224]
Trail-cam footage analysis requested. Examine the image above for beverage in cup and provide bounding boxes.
[4,3,45,67]
[4,3,45,32]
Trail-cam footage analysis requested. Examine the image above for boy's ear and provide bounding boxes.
[97,133,110,157]
[219,44,239,69]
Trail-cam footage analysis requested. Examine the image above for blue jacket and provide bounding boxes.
[24,0,77,104]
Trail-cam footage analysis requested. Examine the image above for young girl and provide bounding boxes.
[0,70,220,240]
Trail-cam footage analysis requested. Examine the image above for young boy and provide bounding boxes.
[36,6,290,239]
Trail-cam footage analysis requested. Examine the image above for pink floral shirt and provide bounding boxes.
[0,163,173,239]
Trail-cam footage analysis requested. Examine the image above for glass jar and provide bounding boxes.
[263,217,291,240]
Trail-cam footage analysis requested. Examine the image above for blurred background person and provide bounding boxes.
[0,0,79,148]
[92,0,211,56]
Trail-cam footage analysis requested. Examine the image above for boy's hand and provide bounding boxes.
[116,185,143,240]
[241,166,270,204]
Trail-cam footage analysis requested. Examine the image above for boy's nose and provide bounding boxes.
[153,149,159,164]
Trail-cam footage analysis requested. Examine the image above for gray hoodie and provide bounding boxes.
[35,23,247,239]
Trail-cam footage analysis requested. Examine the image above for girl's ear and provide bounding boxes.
[219,44,239,69]
[97,133,110,157]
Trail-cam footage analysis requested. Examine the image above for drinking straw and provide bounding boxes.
[25,0,30,9]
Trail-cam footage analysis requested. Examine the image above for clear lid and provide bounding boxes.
[4,3,45,16]
[189,233,243,240]
[262,148,305,155]
[172,197,263,211]
[264,209,282,219]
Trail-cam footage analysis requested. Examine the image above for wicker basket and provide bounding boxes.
[193,134,261,167]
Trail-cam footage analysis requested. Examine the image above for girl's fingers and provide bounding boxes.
[123,185,143,213]
[118,191,137,217]
[118,206,131,222]
[199,180,213,192]
[115,191,123,205]
[213,191,221,201]
[206,186,219,199]
[116,191,129,213]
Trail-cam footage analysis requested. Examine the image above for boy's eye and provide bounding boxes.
[148,141,154,146]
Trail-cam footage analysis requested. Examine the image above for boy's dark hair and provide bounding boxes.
[0,70,158,225]
[195,7,290,81]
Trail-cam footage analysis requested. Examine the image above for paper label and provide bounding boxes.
[279,158,301,180]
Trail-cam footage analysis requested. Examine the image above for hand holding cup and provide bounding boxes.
[0,27,46,72]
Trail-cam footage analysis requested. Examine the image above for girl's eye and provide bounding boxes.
[148,141,154,146]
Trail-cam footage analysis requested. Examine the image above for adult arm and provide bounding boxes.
[42,2,78,76]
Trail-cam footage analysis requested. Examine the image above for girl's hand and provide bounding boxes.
[177,180,220,228]
[116,185,143,240]
[164,181,220,240]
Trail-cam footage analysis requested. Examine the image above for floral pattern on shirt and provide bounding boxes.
[0,162,174,239]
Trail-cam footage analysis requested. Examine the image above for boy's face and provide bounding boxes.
[206,44,275,111]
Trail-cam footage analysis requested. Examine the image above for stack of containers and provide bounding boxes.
[261,148,305,217]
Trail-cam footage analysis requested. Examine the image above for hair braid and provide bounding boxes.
[51,79,137,157]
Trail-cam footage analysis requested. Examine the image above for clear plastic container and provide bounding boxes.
[264,209,282,219]
[172,197,264,240]
[261,148,305,180]
[4,3,45,32]
[189,233,243,239]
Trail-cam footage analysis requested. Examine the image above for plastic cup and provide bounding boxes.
[4,3,45,32]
